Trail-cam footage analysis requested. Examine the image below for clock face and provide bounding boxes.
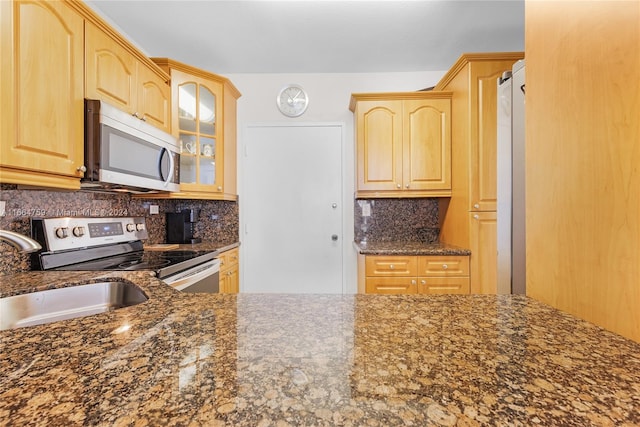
[276,85,309,117]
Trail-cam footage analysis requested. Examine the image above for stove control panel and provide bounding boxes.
[31,217,148,253]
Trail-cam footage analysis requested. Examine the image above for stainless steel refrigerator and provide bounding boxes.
[497,60,526,294]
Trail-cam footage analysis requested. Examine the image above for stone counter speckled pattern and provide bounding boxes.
[354,241,471,256]
[1,272,639,426]
[171,240,239,255]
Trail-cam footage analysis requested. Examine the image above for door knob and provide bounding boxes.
[331,234,339,241]
[332,203,338,209]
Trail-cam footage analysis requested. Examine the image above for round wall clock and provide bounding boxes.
[276,84,309,117]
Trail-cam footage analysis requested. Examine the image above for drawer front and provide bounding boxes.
[366,277,418,294]
[219,247,239,272]
[417,256,469,277]
[418,277,470,295]
[365,256,417,276]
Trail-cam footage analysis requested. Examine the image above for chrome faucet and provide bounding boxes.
[0,230,42,253]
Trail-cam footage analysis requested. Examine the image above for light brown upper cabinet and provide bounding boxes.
[147,59,241,201]
[85,22,171,134]
[0,0,85,189]
[350,92,452,198]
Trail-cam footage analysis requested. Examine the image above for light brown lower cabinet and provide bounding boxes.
[359,254,470,295]
[219,247,239,294]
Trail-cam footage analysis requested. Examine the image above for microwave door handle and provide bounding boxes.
[159,147,175,188]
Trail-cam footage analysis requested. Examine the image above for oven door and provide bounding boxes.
[162,259,220,293]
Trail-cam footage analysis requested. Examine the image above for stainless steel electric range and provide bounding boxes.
[30,217,220,293]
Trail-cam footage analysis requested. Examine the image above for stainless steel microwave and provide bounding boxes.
[83,99,180,193]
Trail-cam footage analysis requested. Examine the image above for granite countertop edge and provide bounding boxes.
[173,240,240,255]
[353,240,471,256]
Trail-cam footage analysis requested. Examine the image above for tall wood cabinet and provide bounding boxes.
[0,0,85,189]
[147,59,241,201]
[435,53,524,294]
[85,22,171,133]
[350,92,452,198]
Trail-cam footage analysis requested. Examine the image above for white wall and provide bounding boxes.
[228,71,447,293]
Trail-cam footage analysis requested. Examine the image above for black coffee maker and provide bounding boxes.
[166,208,202,244]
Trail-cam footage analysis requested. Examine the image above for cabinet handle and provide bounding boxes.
[442,264,448,270]
[421,280,426,285]
[405,184,409,189]
[473,214,479,220]
[217,186,223,191]
[132,112,140,119]
[396,184,401,189]
[140,115,146,122]
[76,165,87,173]
[389,264,395,270]
[411,279,416,285]
[473,203,480,209]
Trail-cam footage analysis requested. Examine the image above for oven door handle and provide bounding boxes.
[166,262,219,291]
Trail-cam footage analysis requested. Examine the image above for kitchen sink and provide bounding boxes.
[0,281,148,331]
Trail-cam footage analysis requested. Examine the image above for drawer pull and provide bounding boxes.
[421,279,426,285]
[411,279,416,285]
[389,264,394,270]
[442,264,448,270]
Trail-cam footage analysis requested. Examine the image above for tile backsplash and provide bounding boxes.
[0,185,238,275]
[354,198,440,244]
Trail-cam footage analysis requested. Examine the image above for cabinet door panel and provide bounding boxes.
[85,22,136,113]
[172,69,224,193]
[404,99,451,190]
[470,66,505,211]
[470,211,497,294]
[1,1,84,179]
[137,64,170,133]
[366,277,418,294]
[223,82,238,196]
[226,268,239,293]
[356,101,402,191]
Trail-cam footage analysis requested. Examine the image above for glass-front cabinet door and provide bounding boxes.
[174,72,223,193]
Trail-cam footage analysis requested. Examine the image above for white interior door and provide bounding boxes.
[242,124,343,293]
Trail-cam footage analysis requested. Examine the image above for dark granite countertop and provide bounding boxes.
[354,241,471,256]
[175,240,240,254]
[1,271,639,426]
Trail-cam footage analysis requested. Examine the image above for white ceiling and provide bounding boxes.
[85,0,524,75]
